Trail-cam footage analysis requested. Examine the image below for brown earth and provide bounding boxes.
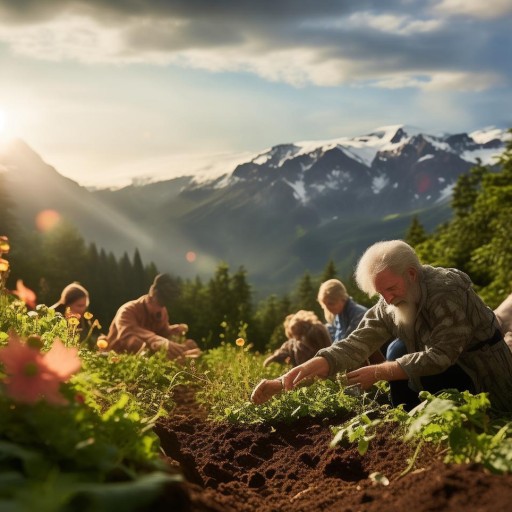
[155,386,512,512]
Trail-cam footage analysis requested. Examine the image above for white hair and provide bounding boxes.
[355,240,422,297]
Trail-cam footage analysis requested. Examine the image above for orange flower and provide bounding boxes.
[0,258,9,272]
[0,333,81,406]
[83,312,93,320]
[236,337,245,347]
[97,339,108,350]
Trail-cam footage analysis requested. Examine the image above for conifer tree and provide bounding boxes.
[405,215,428,247]
[320,259,338,283]
[294,271,320,315]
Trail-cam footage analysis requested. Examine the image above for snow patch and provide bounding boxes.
[436,183,456,203]
[284,178,308,204]
[372,174,389,194]
[469,127,508,144]
[461,148,503,166]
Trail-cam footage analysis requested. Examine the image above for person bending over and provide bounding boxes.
[102,273,200,360]
[263,310,332,367]
[252,240,512,412]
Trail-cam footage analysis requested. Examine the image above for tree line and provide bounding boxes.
[2,132,511,350]
[0,176,357,349]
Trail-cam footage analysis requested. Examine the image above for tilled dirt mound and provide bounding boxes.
[155,386,512,512]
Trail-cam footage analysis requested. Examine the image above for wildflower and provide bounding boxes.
[12,280,37,309]
[83,312,93,320]
[0,236,9,253]
[0,333,81,406]
[65,308,81,320]
[236,337,245,347]
[67,317,80,327]
[97,339,108,350]
[0,258,9,272]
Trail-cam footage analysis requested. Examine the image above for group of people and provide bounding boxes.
[52,239,512,413]
[252,240,512,413]
[51,273,201,360]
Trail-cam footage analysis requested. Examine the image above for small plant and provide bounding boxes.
[196,340,282,421]
[330,388,512,476]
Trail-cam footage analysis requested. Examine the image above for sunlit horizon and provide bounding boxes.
[0,1,510,188]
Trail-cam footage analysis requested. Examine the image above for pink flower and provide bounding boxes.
[12,280,37,310]
[0,333,81,406]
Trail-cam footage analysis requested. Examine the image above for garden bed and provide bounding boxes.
[156,386,512,512]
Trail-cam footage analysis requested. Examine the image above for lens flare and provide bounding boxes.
[35,209,61,232]
[186,251,197,263]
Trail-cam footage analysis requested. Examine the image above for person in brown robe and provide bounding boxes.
[102,273,200,360]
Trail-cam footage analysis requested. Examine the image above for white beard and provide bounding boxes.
[386,301,417,331]
[385,280,421,335]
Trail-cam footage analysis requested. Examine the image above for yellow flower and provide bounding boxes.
[0,236,10,253]
[83,311,93,320]
[67,317,80,327]
[236,337,245,347]
[0,258,9,272]
[97,339,108,350]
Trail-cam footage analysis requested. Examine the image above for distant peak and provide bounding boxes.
[367,124,424,142]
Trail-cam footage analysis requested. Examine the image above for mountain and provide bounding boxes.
[0,125,508,295]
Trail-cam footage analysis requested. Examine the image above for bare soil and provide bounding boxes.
[155,386,512,512]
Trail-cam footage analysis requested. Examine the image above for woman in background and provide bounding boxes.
[51,282,90,340]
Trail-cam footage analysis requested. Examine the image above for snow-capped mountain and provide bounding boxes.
[1,125,509,292]
[186,125,507,214]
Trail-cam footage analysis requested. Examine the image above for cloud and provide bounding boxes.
[0,0,510,91]
[433,0,512,20]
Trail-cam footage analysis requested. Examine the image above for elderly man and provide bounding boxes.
[252,240,512,412]
[103,273,200,360]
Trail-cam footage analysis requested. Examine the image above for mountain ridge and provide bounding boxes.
[1,125,509,295]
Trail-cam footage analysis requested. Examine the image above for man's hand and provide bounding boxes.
[251,378,283,404]
[169,323,189,336]
[282,356,330,390]
[183,347,202,359]
[166,340,187,360]
[346,361,407,390]
[346,366,379,390]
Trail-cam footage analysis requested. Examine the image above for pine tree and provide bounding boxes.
[39,221,88,305]
[405,215,428,247]
[294,271,320,314]
[320,259,338,283]
[132,249,147,297]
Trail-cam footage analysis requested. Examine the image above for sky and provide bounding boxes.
[0,0,511,188]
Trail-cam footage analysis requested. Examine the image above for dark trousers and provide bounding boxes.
[386,339,476,411]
